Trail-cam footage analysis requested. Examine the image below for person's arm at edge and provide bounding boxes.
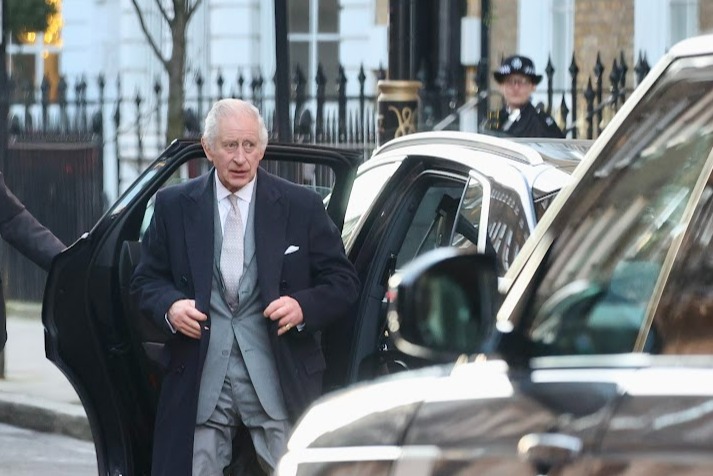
[0,176,65,271]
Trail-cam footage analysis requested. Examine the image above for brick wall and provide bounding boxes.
[701,1,713,33]
[466,0,518,90]
[488,0,519,67]
[574,0,635,91]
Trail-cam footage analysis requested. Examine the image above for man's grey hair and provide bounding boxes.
[202,99,269,151]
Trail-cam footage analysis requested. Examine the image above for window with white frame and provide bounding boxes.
[635,0,699,69]
[518,0,574,95]
[551,0,574,92]
[288,0,340,97]
[669,0,698,45]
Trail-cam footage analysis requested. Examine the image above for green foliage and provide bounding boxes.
[7,0,57,38]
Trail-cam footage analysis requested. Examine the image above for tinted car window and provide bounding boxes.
[533,191,558,221]
[488,181,530,274]
[341,161,401,248]
[524,56,713,357]
[654,174,713,354]
[395,181,466,268]
[450,176,484,253]
[450,175,529,275]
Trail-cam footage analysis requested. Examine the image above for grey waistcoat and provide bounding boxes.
[196,191,288,424]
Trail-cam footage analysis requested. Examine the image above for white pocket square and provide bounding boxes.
[284,245,300,255]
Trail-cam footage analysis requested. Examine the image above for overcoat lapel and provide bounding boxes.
[182,171,215,313]
[255,168,288,305]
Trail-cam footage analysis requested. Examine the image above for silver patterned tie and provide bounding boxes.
[220,194,244,309]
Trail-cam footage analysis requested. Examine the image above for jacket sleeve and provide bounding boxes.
[130,192,187,333]
[290,192,360,332]
[0,173,65,271]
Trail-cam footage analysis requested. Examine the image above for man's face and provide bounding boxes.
[499,73,536,109]
[203,112,265,193]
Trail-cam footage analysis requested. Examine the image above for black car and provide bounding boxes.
[42,131,586,474]
[277,34,713,475]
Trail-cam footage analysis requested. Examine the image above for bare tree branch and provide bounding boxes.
[153,0,172,25]
[186,0,204,20]
[130,0,170,69]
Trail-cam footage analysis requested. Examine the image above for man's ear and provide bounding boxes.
[201,137,214,162]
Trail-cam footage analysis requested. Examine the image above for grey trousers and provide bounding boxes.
[193,341,290,476]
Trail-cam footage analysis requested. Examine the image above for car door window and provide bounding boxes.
[450,175,530,275]
[394,179,467,269]
[450,175,485,253]
[652,170,713,354]
[533,191,558,221]
[341,161,401,248]
[488,180,531,274]
[521,59,713,357]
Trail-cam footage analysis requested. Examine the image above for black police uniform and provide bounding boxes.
[491,102,564,138]
[487,54,566,139]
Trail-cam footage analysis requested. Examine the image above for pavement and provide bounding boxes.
[0,301,92,442]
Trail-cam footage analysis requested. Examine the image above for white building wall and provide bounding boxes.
[60,0,381,198]
[339,0,381,96]
[634,0,669,66]
[62,0,124,200]
[205,0,264,100]
[518,0,555,109]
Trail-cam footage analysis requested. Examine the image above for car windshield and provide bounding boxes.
[524,55,713,357]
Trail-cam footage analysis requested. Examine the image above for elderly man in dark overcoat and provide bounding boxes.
[131,98,360,475]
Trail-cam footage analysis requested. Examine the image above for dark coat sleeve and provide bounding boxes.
[289,190,360,332]
[130,189,188,333]
[0,172,65,351]
[0,173,65,271]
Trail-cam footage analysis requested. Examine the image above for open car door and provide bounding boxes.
[42,139,361,475]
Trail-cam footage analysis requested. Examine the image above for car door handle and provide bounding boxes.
[517,432,583,473]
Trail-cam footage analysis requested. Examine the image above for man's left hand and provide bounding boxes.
[264,296,304,336]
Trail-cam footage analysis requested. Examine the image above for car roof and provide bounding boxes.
[371,131,590,173]
[508,137,593,174]
[367,131,591,198]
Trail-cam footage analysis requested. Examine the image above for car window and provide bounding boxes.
[653,172,713,355]
[488,180,530,274]
[450,176,485,253]
[533,191,558,221]
[341,161,401,248]
[394,180,466,269]
[522,56,713,357]
[449,174,530,276]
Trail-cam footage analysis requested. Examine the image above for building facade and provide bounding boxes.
[6,0,711,199]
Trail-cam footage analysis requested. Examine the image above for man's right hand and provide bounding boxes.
[167,299,207,339]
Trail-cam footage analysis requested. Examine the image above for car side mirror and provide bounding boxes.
[386,248,499,362]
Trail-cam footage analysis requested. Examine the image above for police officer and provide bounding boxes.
[488,55,565,138]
